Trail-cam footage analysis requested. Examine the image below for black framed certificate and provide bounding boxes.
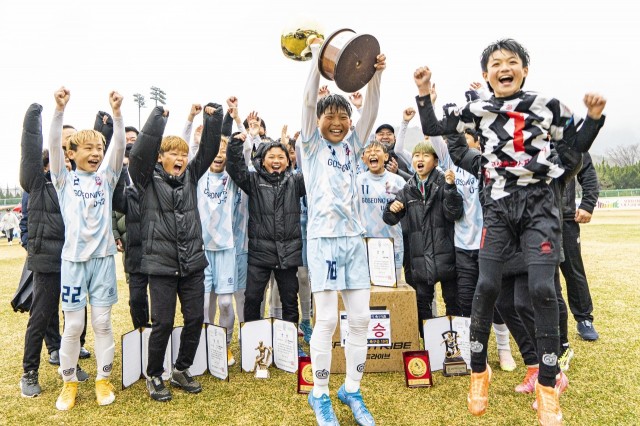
[366,237,397,287]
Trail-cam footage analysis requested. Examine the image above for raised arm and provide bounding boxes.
[414,67,461,136]
[129,106,168,189]
[353,54,386,146]
[20,103,44,192]
[190,103,222,180]
[226,133,252,195]
[49,87,70,185]
[301,44,322,141]
[100,91,126,180]
[94,110,114,149]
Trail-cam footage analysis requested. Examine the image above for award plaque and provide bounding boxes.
[403,351,433,388]
[297,356,314,394]
[441,330,469,377]
[366,237,397,287]
[318,28,380,93]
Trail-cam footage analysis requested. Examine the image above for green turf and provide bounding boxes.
[1,210,639,425]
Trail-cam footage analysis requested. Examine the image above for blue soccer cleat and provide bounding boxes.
[337,385,375,426]
[308,392,340,426]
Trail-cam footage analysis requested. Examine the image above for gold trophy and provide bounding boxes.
[441,330,469,376]
[250,341,273,379]
[281,26,380,93]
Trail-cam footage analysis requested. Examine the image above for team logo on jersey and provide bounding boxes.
[62,367,75,376]
[540,241,552,255]
[103,363,113,373]
[95,176,102,186]
[73,174,80,186]
[343,143,351,157]
[222,176,228,187]
[356,363,365,373]
[108,287,115,296]
[316,369,329,380]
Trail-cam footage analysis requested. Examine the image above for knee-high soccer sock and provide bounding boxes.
[234,289,245,324]
[493,322,511,352]
[470,258,503,373]
[92,305,114,380]
[205,292,218,325]
[341,289,371,393]
[528,264,560,388]
[59,309,84,382]
[203,292,211,324]
[310,290,338,398]
[298,267,312,321]
[217,294,235,345]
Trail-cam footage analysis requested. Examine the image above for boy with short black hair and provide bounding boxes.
[49,87,125,411]
[301,38,385,426]
[383,141,462,332]
[129,103,222,402]
[414,38,605,424]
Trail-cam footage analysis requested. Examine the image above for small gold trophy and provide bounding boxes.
[441,330,469,377]
[251,341,273,379]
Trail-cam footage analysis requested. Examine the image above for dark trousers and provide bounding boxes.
[129,272,150,329]
[416,278,459,337]
[245,264,299,324]
[23,271,62,372]
[6,228,14,242]
[470,259,559,387]
[146,271,204,377]
[560,220,594,323]
[496,274,541,366]
[456,248,478,317]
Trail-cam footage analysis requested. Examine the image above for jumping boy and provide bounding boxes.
[413,39,605,424]
[129,103,222,402]
[49,88,125,410]
[301,39,385,426]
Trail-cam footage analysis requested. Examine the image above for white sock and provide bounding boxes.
[92,305,114,380]
[60,309,84,382]
[217,293,235,344]
[342,289,371,393]
[310,291,338,398]
[493,322,511,352]
[234,289,245,324]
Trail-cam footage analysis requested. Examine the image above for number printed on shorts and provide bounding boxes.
[62,285,81,303]
[326,260,337,280]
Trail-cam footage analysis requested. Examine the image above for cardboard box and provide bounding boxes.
[329,283,420,373]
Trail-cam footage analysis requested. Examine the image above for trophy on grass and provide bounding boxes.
[281,25,380,93]
[441,329,469,377]
[250,341,273,379]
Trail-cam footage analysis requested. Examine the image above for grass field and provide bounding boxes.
[1,209,639,425]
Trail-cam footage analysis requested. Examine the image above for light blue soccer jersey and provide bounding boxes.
[356,170,405,256]
[431,136,482,250]
[232,186,249,255]
[198,171,237,251]
[300,129,366,239]
[50,113,125,261]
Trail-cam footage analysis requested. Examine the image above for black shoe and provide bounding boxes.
[146,376,172,402]
[170,368,202,393]
[577,321,599,341]
[48,350,60,366]
[79,347,91,359]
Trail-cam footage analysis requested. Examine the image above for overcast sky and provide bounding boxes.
[1,0,636,187]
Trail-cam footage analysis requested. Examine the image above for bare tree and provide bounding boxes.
[606,143,640,167]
